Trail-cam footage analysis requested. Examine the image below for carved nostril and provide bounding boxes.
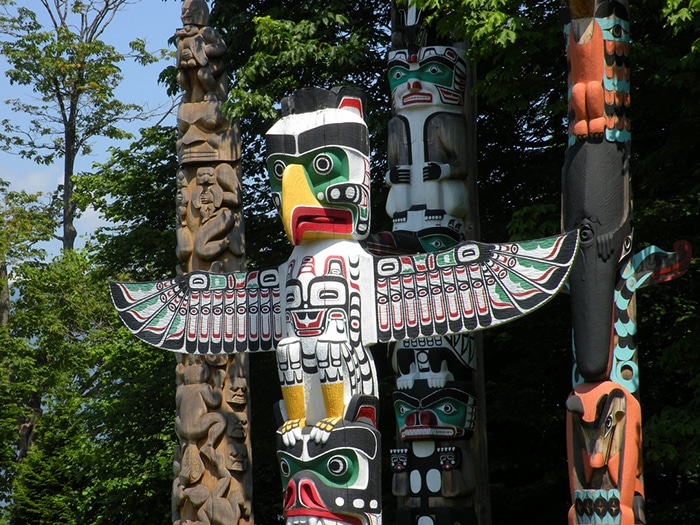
[283,480,296,510]
[298,478,327,509]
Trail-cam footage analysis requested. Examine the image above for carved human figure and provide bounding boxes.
[175,0,227,102]
[176,168,194,271]
[182,477,245,525]
[176,102,240,165]
[385,44,471,247]
[175,357,227,465]
[191,164,244,268]
[226,376,248,407]
[227,412,247,440]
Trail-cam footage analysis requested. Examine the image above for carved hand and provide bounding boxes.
[385,165,411,185]
[423,162,450,181]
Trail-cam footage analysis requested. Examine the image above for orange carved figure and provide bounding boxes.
[566,382,644,525]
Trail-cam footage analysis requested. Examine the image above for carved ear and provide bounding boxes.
[332,86,365,119]
[338,95,364,119]
[566,394,584,415]
[608,395,626,423]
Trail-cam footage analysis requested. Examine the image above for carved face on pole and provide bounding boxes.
[266,101,371,246]
[277,424,381,525]
[181,0,209,27]
[393,385,476,440]
[388,47,467,112]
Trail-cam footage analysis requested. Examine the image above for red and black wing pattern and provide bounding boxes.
[373,230,579,343]
[110,269,282,354]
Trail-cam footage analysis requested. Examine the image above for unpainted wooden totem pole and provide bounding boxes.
[561,1,691,523]
[171,1,252,524]
[377,3,484,523]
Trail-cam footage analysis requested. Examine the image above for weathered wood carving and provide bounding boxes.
[172,1,251,523]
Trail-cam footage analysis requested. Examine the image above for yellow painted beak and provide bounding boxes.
[280,163,322,245]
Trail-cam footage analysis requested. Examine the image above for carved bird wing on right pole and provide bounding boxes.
[371,230,580,343]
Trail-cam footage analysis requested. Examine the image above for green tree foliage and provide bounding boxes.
[0,0,164,250]
[0,250,173,525]
[77,126,179,280]
[0,183,58,326]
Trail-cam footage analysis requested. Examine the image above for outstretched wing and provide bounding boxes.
[110,270,282,354]
[373,230,579,342]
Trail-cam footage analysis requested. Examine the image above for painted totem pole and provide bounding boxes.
[378,3,484,523]
[171,1,252,524]
[112,80,578,524]
[561,1,691,524]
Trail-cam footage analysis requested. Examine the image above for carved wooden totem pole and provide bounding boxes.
[561,1,691,523]
[378,3,483,523]
[171,1,252,524]
[112,80,578,524]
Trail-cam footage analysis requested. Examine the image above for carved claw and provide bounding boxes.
[426,361,454,389]
[309,416,342,444]
[396,362,417,390]
[280,418,306,447]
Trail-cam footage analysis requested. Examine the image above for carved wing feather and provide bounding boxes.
[374,230,579,342]
[110,270,282,354]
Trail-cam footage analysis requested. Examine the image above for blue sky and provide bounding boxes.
[0,1,181,250]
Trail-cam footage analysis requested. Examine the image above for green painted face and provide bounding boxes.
[267,146,350,200]
[394,395,470,429]
[278,448,361,489]
[388,60,456,92]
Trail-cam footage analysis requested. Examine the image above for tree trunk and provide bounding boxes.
[63,130,77,251]
[0,260,9,327]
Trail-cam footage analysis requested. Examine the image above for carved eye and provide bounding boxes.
[285,285,302,308]
[619,234,633,262]
[318,289,339,301]
[440,403,456,415]
[428,65,441,75]
[579,223,594,243]
[392,69,405,80]
[273,160,286,180]
[313,153,333,175]
[327,455,348,476]
[604,415,614,436]
[279,458,291,477]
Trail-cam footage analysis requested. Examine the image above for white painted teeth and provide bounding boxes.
[285,517,348,525]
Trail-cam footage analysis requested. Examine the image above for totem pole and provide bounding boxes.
[561,1,691,524]
[376,3,485,523]
[171,1,252,524]
[112,80,578,523]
